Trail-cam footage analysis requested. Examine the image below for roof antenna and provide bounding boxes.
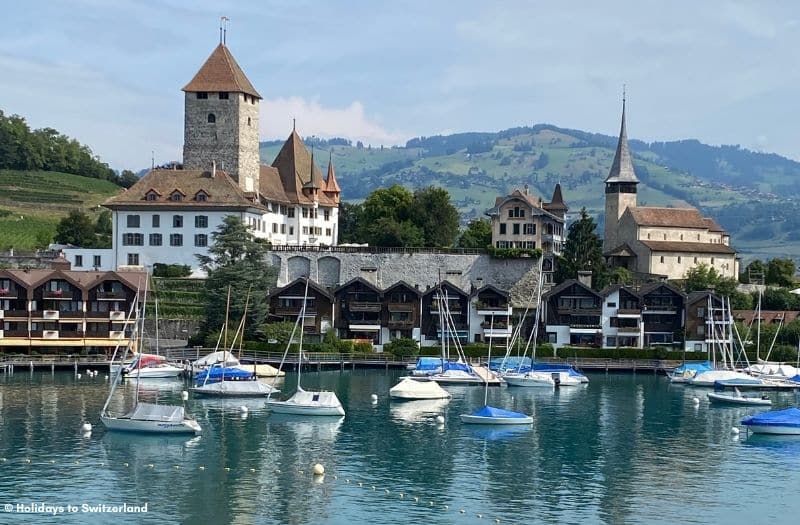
[151,150,155,171]
[293,118,296,132]
[220,16,229,45]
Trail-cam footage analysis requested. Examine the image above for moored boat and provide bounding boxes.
[460,405,533,425]
[707,390,772,406]
[389,377,451,400]
[741,408,800,435]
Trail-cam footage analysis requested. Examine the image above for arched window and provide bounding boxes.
[207,113,216,124]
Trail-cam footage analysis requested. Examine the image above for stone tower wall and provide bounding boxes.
[603,190,637,252]
[236,93,261,194]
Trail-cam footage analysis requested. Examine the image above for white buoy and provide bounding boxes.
[76,373,82,380]
[692,397,700,405]
[104,375,109,380]
[731,427,740,435]
[240,406,249,414]
[181,391,189,401]
[81,423,92,433]
[435,415,445,424]
[370,394,378,402]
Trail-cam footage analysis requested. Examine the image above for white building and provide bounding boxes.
[64,40,341,273]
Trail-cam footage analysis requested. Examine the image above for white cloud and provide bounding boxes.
[260,96,409,146]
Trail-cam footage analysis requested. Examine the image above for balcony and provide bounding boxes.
[43,330,59,340]
[483,326,513,338]
[274,307,316,316]
[109,331,126,340]
[430,304,463,313]
[96,290,126,301]
[388,319,414,329]
[43,290,72,300]
[557,307,601,315]
[59,311,83,319]
[542,233,563,243]
[85,330,110,338]
[476,305,512,317]
[387,303,414,312]
[348,323,381,332]
[59,330,83,339]
[616,326,641,333]
[2,330,28,338]
[43,310,59,320]
[0,288,18,299]
[349,301,382,313]
[109,311,127,321]
[617,308,642,317]
[642,305,678,315]
[643,323,678,332]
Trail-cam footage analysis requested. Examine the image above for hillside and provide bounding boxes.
[261,125,800,261]
[0,170,121,250]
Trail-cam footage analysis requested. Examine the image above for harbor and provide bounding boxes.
[1,369,800,524]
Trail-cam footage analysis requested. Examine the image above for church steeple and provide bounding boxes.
[603,91,639,254]
[605,93,638,184]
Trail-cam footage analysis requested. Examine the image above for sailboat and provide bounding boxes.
[123,293,183,379]
[461,314,533,425]
[100,281,201,434]
[267,278,345,416]
[192,290,279,397]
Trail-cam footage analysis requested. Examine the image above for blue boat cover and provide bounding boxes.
[195,367,253,383]
[672,361,713,373]
[742,408,800,428]
[471,405,530,419]
[414,357,444,371]
[443,361,472,373]
[489,357,531,371]
[788,375,800,384]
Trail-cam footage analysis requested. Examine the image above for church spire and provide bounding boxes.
[604,91,638,184]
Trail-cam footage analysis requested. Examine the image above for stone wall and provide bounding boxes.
[267,250,544,308]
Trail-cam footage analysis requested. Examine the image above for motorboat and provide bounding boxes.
[267,388,345,416]
[101,403,201,434]
[389,377,451,400]
[707,390,772,406]
[741,408,800,435]
[460,406,533,425]
[503,371,555,388]
[123,354,183,379]
[191,350,240,372]
[686,369,758,387]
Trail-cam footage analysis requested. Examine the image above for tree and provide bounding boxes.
[766,258,796,287]
[54,210,96,247]
[556,208,608,289]
[741,259,765,284]
[119,169,140,188]
[260,321,297,345]
[457,218,492,249]
[411,186,460,247]
[337,202,363,244]
[683,263,739,297]
[198,216,278,340]
[94,210,112,248]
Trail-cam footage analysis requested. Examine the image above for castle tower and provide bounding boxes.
[603,95,639,253]
[182,42,261,194]
[323,151,341,205]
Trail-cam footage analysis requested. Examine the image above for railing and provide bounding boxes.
[43,290,72,300]
[60,311,83,319]
[2,310,27,318]
[0,291,18,299]
[617,309,642,315]
[387,304,414,312]
[616,326,641,333]
[84,331,110,338]
[387,320,414,329]
[59,331,83,338]
[349,302,382,312]
[267,245,485,255]
[96,291,126,300]
[557,308,601,315]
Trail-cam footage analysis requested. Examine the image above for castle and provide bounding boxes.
[66,40,341,272]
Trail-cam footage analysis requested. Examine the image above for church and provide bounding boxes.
[602,99,738,280]
[65,40,341,272]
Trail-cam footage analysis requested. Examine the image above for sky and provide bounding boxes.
[1,0,798,170]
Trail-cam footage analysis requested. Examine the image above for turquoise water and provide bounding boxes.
[1,369,800,524]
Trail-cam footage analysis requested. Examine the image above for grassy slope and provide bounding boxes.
[0,170,121,250]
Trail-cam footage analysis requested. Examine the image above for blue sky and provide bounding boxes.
[1,0,798,170]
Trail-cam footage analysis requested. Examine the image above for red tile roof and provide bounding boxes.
[182,44,261,99]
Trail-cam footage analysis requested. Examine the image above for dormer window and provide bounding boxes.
[195,190,209,202]
[144,189,161,201]
[169,189,185,202]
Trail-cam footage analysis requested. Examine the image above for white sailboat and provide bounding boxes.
[123,294,183,379]
[100,281,201,434]
[267,278,345,417]
[192,291,279,398]
[461,314,533,425]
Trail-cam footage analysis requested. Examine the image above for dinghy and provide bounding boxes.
[707,390,772,406]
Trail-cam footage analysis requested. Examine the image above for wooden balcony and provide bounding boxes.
[349,302,382,313]
[617,308,642,316]
[0,289,18,299]
[388,319,414,329]
[616,326,641,333]
[274,307,317,316]
[43,290,73,300]
[387,303,414,312]
[2,310,27,319]
[557,307,601,315]
[96,290,126,300]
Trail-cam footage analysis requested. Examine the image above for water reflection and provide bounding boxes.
[389,398,449,424]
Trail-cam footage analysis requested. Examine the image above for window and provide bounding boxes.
[606,336,617,347]
[170,234,183,247]
[152,215,160,228]
[499,224,506,235]
[207,113,216,123]
[146,192,158,201]
[524,223,535,235]
[512,223,520,235]
[677,256,682,263]
[647,233,651,239]
[697,325,705,335]
[324,209,330,221]
[326,228,331,236]
[218,92,229,100]
[302,226,309,235]
[694,257,698,263]
[149,234,162,246]
[660,256,664,263]
[247,117,251,127]
[697,308,704,317]
[694,343,703,351]
[75,255,83,267]
[697,234,701,240]
[302,208,309,218]
[607,302,617,308]
[195,215,208,228]
[315,227,322,235]
[196,92,208,99]
[711,257,715,265]
[194,234,207,247]
[663,233,667,240]
[195,192,208,202]
[173,215,183,228]
[93,255,101,268]
[508,206,525,218]
[680,234,684,240]
[272,223,278,234]
[288,208,295,218]
[122,233,143,246]
[170,191,183,201]
[289,227,294,235]
[127,254,139,265]
[280,224,286,234]
[126,215,140,228]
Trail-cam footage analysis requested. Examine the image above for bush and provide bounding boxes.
[353,341,374,353]
[486,246,542,259]
[153,263,191,278]
[384,338,419,358]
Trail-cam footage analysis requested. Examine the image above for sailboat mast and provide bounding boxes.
[297,278,311,390]
[135,275,150,408]
[101,287,141,416]
[756,289,762,362]
[484,314,494,407]
[154,285,160,356]
[223,285,231,354]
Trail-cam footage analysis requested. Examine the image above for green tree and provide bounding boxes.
[411,186,460,247]
[762,287,799,310]
[556,208,608,288]
[198,216,278,340]
[260,321,297,345]
[54,210,96,247]
[766,258,796,287]
[119,169,140,188]
[457,218,492,249]
[608,266,634,286]
[337,201,363,244]
[741,259,765,284]
[684,263,720,292]
[94,210,112,248]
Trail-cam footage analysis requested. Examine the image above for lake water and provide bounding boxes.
[1,369,799,524]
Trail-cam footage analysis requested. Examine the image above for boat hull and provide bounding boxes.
[460,414,533,425]
[504,375,554,388]
[192,381,279,397]
[707,392,772,406]
[266,401,345,416]
[743,424,800,435]
[100,416,201,434]
[124,367,183,379]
